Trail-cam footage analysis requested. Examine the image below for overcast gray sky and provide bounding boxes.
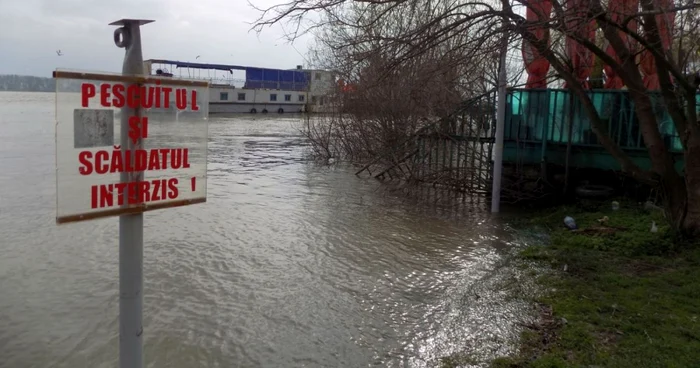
[0,0,313,77]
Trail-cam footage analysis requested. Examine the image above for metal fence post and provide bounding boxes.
[491,30,508,213]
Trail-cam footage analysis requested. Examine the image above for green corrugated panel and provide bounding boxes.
[505,89,699,153]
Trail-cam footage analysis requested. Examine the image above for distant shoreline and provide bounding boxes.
[0,74,55,93]
[0,90,53,93]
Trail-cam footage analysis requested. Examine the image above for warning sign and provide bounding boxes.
[54,70,210,224]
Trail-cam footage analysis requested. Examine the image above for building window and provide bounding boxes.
[315,73,322,80]
[270,93,277,101]
[220,92,228,101]
[284,94,291,101]
[311,96,317,104]
[237,93,246,101]
[320,97,325,106]
[298,95,305,102]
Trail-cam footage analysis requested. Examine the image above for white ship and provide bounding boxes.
[143,59,337,114]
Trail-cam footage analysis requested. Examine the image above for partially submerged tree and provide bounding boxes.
[253,0,700,235]
[268,0,508,168]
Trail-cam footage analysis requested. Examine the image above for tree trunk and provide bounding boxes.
[624,89,699,235]
[680,132,700,236]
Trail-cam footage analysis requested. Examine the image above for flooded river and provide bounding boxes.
[0,92,532,367]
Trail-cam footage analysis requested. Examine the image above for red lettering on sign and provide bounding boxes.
[159,149,170,169]
[127,85,139,109]
[140,86,154,108]
[148,150,161,170]
[78,83,201,110]
[81,83,96,107]
[128,116,148,145]
[79,151,93,175]
[127,182,139,205]
[114,183,127,206]
[135,149,148,171]
[167,178,179,199]
[171,148,184,169]
[109,146,123,173]
[100,83,111,107]
[79,148,193,175]
[91,185,98,208]
[152,180,161,201]
[176,89,187,110]
[163,87,172,108]
[100,184,114,208]
[191,90,199,111]
[154,80,162,108]
[183,148,190,168]
[112,84,125,108]
[89,178,180,208]
[139,181,150,203]
[95,150,109,174]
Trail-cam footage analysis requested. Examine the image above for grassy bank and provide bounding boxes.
[494,201,700,367]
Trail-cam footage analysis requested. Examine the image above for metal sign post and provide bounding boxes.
[109,18,152,368]
[491,31,508,213]
[53,19,209,368]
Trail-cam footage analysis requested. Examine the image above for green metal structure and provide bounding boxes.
[504,88,700,172]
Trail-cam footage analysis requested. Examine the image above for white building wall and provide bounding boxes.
[306,70,337,113]
[208,85,307,114]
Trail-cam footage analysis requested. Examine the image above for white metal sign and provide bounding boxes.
[54,70,209,223]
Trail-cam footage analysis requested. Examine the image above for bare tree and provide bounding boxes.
[253,0,700,235]
[277,0,504,175]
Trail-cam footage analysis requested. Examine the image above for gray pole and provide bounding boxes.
[110,18,153,368]
[491,30,508,213]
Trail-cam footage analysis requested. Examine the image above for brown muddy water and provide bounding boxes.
[0,91,536,368]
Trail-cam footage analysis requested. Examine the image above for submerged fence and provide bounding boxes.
[356,89,498,197]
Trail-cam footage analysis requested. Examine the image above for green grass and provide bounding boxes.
[494,200,700,368]
[439,353,478,368]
